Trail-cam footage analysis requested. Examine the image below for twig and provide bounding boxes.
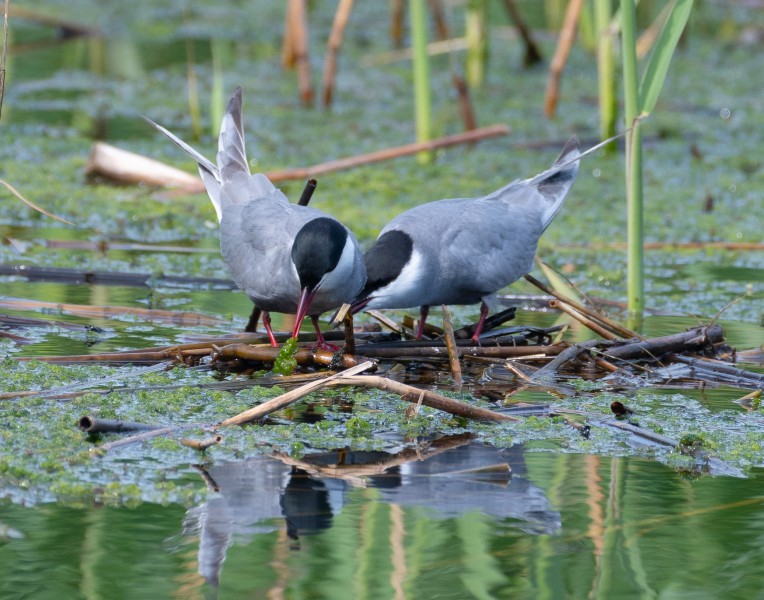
[0,178,75,225]
[428,0,477,132]
[532,339,602,380]
[500,0,543,66]
[524,273,640,339]
[441,305,463,386]
[285,0,313,106]
[94,426,179,453]
[0,0,8,118]
[355,344,564,360]
[180,435,223,450]
[78,416,164,434]
[543,0,584,118]
[603,325,725,361]
[343,312,356,356]
[219,361,375,426]
[297,178,318,206]
[327,375,517,422]
[454,306,516,340]
[669,354,764,390]
[549,299,618,340]
[265,125,510,181]
[214,343,360,369]
[390,0,405,47]
[0,297,223,326]
[364,309,406,335]
[321,0,354,108]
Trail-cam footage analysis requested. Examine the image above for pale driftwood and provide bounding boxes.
[327,375,517,422]
[219,361,375,426]
[96,125,509,191]
[86,141,204,191]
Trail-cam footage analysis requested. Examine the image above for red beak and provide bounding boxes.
[291,286,316,339]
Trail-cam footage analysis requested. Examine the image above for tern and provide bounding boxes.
[351,138,580,343]
[146,87,366,347]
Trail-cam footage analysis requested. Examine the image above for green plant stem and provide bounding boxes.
[595,0,617,151]
[621,0,644,322]
[410,0,432,164]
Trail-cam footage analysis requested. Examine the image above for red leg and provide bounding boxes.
[470,302,490,344]
[311,315,341,352]
[262,311,279,347]
[415,305,430,340]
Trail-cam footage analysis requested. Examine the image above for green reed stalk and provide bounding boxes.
[209,39,227,136]
[410,0,431,163]
[595,0,617,151]
[620,0,644,322]
[465,0,487,88]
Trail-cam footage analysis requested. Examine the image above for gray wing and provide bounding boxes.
[385,196,543,304]
[220,199,364,314]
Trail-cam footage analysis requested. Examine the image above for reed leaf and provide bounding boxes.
[638,0,693,115]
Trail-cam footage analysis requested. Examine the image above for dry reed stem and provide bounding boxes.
[441,305,463,386]
[321,0,354,107]
[180,435,223,450]
[524,273,640,339]
[327,375,517,422]
[219,361,375,426]
[543,0,584,118]
[549,299,618,340]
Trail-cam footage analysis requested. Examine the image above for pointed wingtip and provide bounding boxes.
[556,137,581,164]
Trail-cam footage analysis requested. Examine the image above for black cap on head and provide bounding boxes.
[358,229,413,299]
[291,217,347,290]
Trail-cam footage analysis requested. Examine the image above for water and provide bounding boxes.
[2,1,764,597]
[2,450,763,598]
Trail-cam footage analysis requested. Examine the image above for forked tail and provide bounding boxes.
[532,137,580,230]
[144,86,251,222]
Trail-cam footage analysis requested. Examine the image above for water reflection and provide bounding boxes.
[183,439,559,587]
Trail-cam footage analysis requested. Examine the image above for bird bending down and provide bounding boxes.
[351,138,580,343]
[146,87,366,348]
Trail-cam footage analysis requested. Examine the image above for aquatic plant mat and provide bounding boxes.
[2,283,762,506]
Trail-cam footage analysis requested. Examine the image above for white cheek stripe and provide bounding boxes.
[318,236,357,293]
[371,248,425,305]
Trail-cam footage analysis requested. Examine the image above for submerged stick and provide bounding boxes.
[219,361,375,426]
[327,375,517,422]
[181,435,223,451]
[78,416,164,434]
